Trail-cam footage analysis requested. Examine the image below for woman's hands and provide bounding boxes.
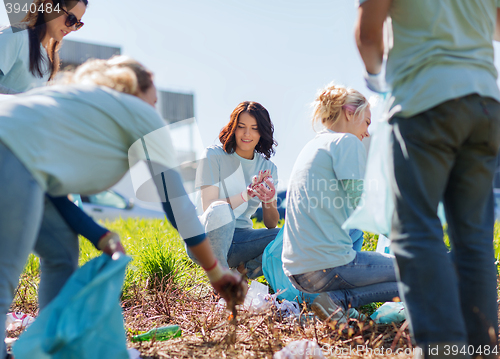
[243,170,276,203]
[253,178,276,203]
[98,231,126,258]
[204,259,247,305]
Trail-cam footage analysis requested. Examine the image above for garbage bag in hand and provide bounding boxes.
[13,254,131,359]
[262,227,318,303]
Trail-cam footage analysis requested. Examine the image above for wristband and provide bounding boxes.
[262,197,275,204]
[203,259,218,272]
[205,261,225,283]
[241,190,249,202]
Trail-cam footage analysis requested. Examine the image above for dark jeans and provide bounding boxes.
[389,94,500,353]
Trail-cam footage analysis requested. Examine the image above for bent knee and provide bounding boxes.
[202,201,234,232]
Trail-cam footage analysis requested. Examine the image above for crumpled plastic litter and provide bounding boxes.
[243,280,271,312]
[127,348,140,359]
[274,340,326,359]
[218,280,301,318]
[370,302,406,324]
[6,312,35,331]
[375,234,392,255]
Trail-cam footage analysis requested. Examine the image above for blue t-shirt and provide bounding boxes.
[282,131,366,276]
[0,26,49,93]
[195,145,278,229]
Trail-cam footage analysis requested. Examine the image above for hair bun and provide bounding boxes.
[311,82,368,129]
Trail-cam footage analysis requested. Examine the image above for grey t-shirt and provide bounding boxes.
[0,26,49,93]
[195,145,278,229]
[282,131,366,276]
[0,84,178,196]
[359,0,500,117]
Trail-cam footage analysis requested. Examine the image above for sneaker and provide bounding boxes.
[311,293,347,322]
[311,293,367,323]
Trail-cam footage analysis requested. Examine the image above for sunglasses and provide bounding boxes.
[60,8,84,30]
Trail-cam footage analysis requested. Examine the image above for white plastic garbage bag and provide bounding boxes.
[243,280,270,312]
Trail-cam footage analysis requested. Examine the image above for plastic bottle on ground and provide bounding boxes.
[131,325,182,342]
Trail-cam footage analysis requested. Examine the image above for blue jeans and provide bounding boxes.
[34,198,80,309]
[389,95,500,351]
[0,143,42,356]
[0,142,80,357]
[187,201,279,278]
[290,251,399,310]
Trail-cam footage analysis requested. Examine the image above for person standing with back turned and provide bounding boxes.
[356,1,500,358]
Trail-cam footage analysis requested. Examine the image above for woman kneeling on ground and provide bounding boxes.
[189,101,280,278]
[282,83,400,322]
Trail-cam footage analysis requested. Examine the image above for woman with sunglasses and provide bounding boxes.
[0,0,124,323]
[0,0,86,94]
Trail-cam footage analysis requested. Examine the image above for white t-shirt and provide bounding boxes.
[195,145,278,229]
[0,84,178,196]
[282,130,366,276]
[0,26,49,93]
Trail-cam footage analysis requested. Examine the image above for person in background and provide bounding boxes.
[0,0,126,312]
[356,0,500,357]
[282,83,400,323]
[191,101,280,278]
[0,56,246,359]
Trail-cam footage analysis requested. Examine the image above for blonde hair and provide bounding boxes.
[61,55,153,96]
[312,82,369,128]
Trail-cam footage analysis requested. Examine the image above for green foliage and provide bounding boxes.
[361,232,379,252]
[17,218,500,310]
[97,218,208,295]
[23,254,40,277]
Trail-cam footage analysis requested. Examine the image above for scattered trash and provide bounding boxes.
[218,281,301,320]
[274,340,326,359]
[375,234,392,255]
[370,302,406,324]
[127,348,140,359]
[131,325,182,342]
[273,295,300,318]
[5,312,35,331]
[243,280,271,312]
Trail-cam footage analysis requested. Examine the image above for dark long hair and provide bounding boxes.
[219,101,277,160]
[22,0,88,80]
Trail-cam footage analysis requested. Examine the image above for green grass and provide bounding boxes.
[17,219,500,308]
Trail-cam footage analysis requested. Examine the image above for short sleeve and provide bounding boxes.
[0,28,21,77]
[195,146,241,191]
[331,134,367,181]
[195,147,221,189]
